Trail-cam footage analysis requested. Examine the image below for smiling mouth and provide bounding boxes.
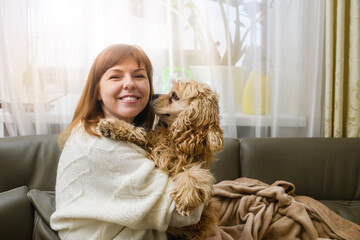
[120,96,140,101]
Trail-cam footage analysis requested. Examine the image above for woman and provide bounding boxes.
[50,44,203,240]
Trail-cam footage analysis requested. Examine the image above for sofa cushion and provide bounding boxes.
[319,200,360,226]
[0,186,33,240]
[240,138,360,200]
[27,189,60,240]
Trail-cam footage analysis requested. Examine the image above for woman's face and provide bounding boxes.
[98,57,150,123]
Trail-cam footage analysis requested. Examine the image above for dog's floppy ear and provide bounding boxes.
[170,90,224,155]
[202,93,224,152]
[207,124,224,152]
[170,100,205,156]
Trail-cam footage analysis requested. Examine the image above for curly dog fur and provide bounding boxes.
[98,79,224,239]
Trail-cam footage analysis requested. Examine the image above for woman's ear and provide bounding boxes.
[97,84,102,100]
[97,89,102,100]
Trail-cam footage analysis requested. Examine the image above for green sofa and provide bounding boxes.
[0,135,359,239]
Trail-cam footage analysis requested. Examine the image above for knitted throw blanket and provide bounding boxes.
[210,177,360,240]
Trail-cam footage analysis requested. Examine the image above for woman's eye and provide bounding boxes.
[110,76,121,80]
[134,75,145,79]
[171,92,179,101]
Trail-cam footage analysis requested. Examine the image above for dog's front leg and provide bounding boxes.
[167,198,220,240]
[98,118,147,148]
[171,165,215,216]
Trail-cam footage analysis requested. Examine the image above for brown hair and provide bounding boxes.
[58,44,155,147]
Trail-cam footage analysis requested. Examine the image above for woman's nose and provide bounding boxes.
[123,74,135,89]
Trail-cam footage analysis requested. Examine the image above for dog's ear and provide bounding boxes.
[170,100,204,155]
[198,90,224,152]
[201,93,224,152]
[206,125,224,152]
[170,91,224,155]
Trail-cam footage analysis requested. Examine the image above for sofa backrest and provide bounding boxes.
[1,135,359,202]
[0,134,61,192]
[239,137,360,200]
[212,138,241,183]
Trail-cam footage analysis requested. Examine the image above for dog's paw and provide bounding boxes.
[175,201,197,217]
[171,186,211,216]
[130,127,147,143]
[98,118,135,141]
[98,118,118,138]
[171,166,215,216]
[98,117,149,148]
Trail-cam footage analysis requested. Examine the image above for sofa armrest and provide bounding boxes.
[0,134,61,192]
[0,186,34,240]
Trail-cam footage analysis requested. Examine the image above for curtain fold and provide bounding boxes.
[324,0,360,137]
[0,0,326,138]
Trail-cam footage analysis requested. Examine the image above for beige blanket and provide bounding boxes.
[208,178,360,240]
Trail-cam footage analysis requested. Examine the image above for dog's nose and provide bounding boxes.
[152,94,160,100]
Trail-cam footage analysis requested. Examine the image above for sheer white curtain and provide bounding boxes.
[0,0,325,138]
[263,0,325,137]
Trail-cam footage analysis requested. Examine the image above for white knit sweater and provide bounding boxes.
[50,125,201,240]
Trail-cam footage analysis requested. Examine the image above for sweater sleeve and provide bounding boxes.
[50,127,177,236]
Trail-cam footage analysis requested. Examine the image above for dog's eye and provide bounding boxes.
[171,92,179,101]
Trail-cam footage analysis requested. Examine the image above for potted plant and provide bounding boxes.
[160,0,266,112]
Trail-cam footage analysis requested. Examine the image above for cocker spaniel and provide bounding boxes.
[98,79,224,239]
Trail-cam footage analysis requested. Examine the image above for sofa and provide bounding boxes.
[0,135,359,239]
